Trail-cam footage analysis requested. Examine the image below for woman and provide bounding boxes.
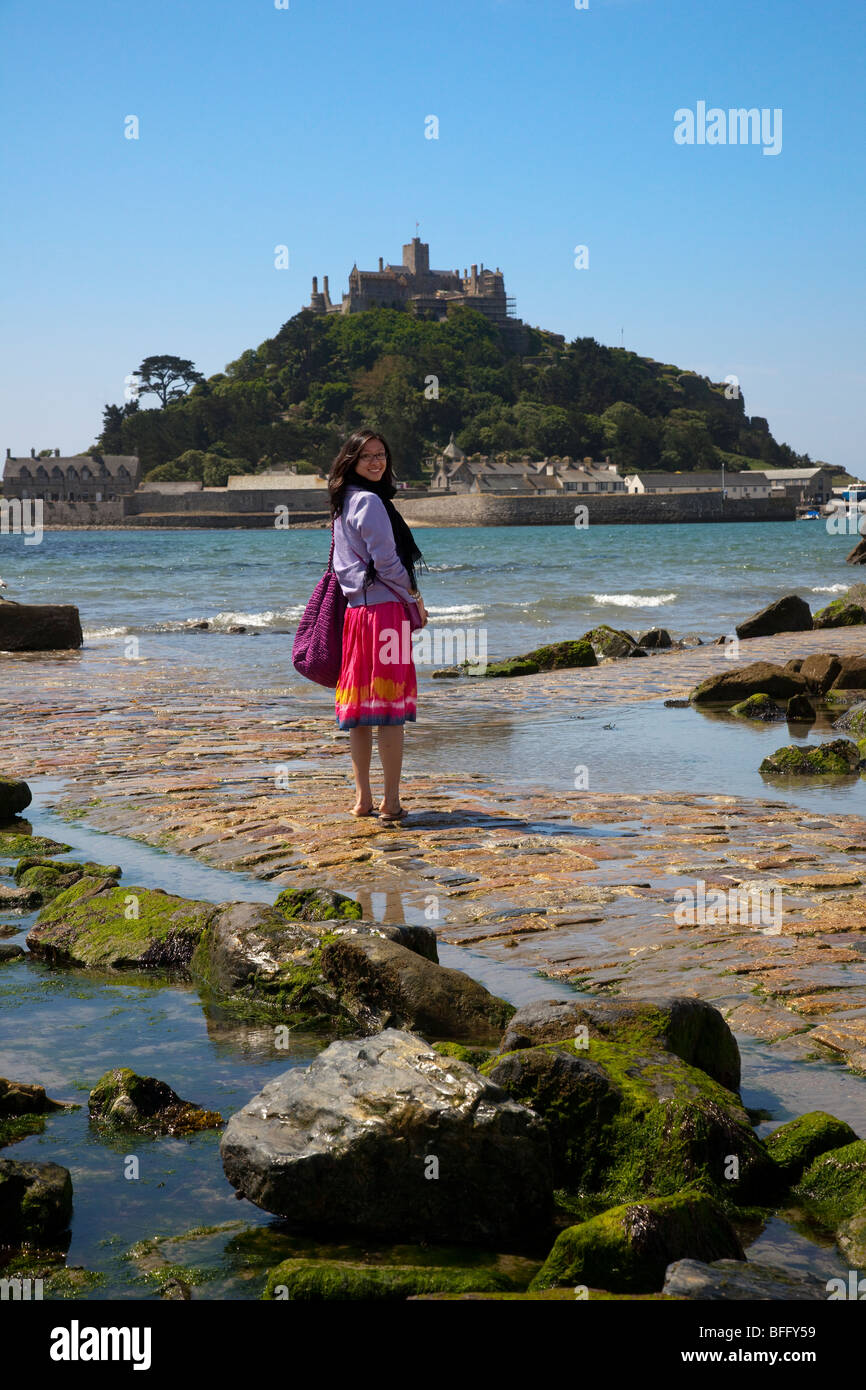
[329,429,428,819]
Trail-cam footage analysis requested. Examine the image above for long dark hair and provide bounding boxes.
[328,429,425,591]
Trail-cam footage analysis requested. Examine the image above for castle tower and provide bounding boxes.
[402,237,430,277]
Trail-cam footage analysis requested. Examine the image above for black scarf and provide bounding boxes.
[347,471,426,592]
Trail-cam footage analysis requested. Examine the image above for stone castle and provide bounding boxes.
[305,237,527,347]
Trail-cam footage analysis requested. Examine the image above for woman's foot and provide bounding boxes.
[351,799,376,817]
[378,800,407,819]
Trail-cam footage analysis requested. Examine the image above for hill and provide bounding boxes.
[96,305,812,483]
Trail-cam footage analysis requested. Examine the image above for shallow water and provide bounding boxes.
[1,799,864,1296]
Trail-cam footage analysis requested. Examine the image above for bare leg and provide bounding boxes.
[349,726,374,814]
[377,725,405,817]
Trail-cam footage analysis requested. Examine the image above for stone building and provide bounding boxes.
[305,237,527,347]
[3,449,141,503]
[431,436,624,494]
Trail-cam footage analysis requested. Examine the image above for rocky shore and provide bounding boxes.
[2,616,866,1298]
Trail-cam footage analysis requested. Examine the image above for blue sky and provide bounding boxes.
[1,0,864,470]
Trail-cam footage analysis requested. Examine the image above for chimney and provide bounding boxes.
[323,275,329,295]
[30,448,36,458]
[312,275,318,293]
[5,448,9,460]
[379,257,383,271]
[55,448,60,457]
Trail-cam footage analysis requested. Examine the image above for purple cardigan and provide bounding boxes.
[332,484,420,612]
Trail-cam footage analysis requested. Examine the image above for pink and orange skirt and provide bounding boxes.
[335,600,417,729]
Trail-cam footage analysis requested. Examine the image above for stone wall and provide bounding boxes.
[394,492,797,527]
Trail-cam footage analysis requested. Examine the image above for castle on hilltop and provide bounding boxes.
[304,237,527,347]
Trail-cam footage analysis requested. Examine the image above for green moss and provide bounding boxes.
[813,600,866,628]
[480,640,597,678]
[529,1190,740,1294]
[0,834,70,858]
[262,1258,523,1300]
[274,888,362,922]
[431,1041,493,1068]
[795,1139,866,1225]
[581,626,636,660]
[730,693,781,720]
[0,1258,105,1298]
[29,879,217,970]
[481,1036,774,1206]
[759,739,863,776]
[765,1111,859,1185]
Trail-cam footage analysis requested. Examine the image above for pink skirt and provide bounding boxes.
[335,600,418,729]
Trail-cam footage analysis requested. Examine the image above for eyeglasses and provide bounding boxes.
[359,451,387,463]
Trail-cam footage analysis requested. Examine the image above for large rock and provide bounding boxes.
[729,693,784,721]
[735,594,812,640]
[319,931,513,1040]
[813,600,866,629]
[759,739,863,776]
[497,995,741,1093]
[432,640,597,680]
[220,1029,553,1244]
[830,655,866,690]
[193,902,458,1032]
[88,1067,222,1136]
[663,1258,828,1300]
[795,1139,866,1225]
[799,652,842,693]
[764,1111,859,1185]
[481,1036,775,1202]
[0,604,83,652]
[690,662,807,706]
[581,625,639,660]
[274,887,363,922]
[529,1193,743,1294]
[845,537,866,565]
[0,778,32,819]
[0,1078,71,1119]
[0,1158,73,1243]
[637,628,672,650]
[27,877,219,970]
[836,1205,866,1267]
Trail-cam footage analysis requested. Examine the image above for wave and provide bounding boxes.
[426,604,485,621]
[592,592,678,608]
[811,584,847,594]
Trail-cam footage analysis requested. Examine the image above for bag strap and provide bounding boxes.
[326,520,335,573]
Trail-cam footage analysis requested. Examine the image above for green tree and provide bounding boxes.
[135,356,205,408]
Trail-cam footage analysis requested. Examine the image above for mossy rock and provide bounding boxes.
[795,1140,866,1226]
[764,1111,859,1185]
[499,995,741,1094]
[27,878,220,970]
[88,1067,223,1136]
[759,739,863,776]
[481,1037,776,1205]
[833,700,866,736]
[580,626,637,661]
[432,1041,494,1068]
[786,693,816,721]
[14,857,122,903]
[813,599,866,628]
[0,778,32,818]
[262,1258,525,1300]
[436,639,598,679]
[729,693,783,720]
[274,888,362,922]
[0,833,70,858]
[690,662,807,706]
[529,1191,743,1294]
[0,1158,73,1243]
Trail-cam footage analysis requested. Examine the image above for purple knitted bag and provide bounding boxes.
[292,527,347,688]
